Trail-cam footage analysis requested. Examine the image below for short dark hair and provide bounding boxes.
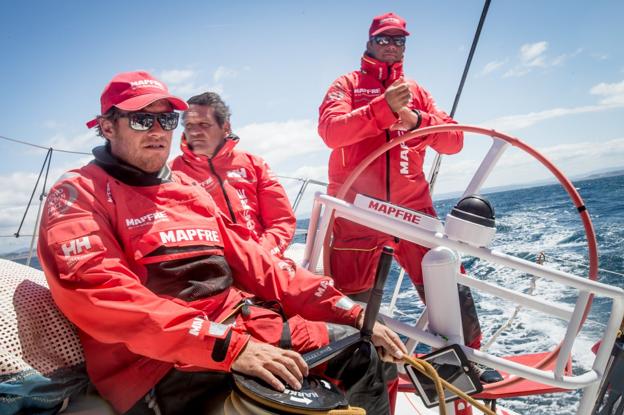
[94,107,123,138]
[184,92,231,128]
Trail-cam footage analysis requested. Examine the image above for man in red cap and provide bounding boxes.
[318,10,483,362]
[38,71,406,414]
[171,92,296,258]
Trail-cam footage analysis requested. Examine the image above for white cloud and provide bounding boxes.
[213,66,240,83]
[590,53,609,61]
[481,79,624,131]
[479,105,607,131]
[44,130,99,153]
[0,157,95,253]
[503,67,531,78]
[236,119,326,166]
[43,120,65,129]
[158,68,222,99]
[551,48,582,66]
[159,69,196,84]
[494,138,624,183]
[157,66,248,99]
[520,41,548,66]
[480,59,507,76]
[431,138,624,195]
[503,42,580,78]
[590,80,624,105]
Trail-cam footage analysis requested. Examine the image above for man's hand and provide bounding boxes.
[356,312,408,363]
[385,79,412,112]
[390,108,420,131]
[231,340,308,392]
[371,322,408,363]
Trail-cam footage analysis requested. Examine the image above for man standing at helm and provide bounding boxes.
[318,12,483,350]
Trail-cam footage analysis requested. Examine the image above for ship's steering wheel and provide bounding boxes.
[322,124,599,390]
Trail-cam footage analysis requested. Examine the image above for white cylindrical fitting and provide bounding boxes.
[422,246,464,345]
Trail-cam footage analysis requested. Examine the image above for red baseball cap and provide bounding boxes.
[369,12,410,37]
[86,71,188,128]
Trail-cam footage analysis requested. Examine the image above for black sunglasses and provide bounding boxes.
[372,35,406,47]
[118,111,180,131]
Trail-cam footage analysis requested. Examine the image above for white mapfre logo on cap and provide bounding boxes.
[129,79,165,90]
[381,17,400,24]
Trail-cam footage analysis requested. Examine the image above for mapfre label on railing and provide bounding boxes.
[354,194,444,233]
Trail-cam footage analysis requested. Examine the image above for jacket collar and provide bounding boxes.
[360,54,404,86]
[180,133,240,162]
[92,143,172,186]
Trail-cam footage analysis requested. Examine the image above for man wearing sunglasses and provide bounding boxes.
[37,71,406,414]
[319,11,484,365]
[171,92,296,258]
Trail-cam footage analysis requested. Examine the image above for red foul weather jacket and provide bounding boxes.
[37,146,361,413]
[171,134,295,256]
[318,54,463,211]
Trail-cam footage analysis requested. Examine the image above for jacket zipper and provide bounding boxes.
[385,130,391,202]
[208,158,237,223]
[385,65,392,202]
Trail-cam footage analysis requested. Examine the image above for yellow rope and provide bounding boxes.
[402,355,496,415]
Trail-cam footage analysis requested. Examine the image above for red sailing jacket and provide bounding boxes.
[318,55,464,211]
[171,134,295,256]
[37,147,361,413]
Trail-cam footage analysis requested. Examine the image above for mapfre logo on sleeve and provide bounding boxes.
[48,183,78,218]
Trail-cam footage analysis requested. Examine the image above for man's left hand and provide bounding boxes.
[356,313,407,363]
[370,322,408,363]
[390,108,419,131]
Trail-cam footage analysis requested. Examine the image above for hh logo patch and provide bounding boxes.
[61,236,92,257]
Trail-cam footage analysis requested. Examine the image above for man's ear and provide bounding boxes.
[223,120,232,136]
[99,118,115,140]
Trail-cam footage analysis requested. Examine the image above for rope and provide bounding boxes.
[553,257,624,279]
[27,152,53,266]
[481,252,541,351]
[0,134,90,155]
[14,149,53,237]
[428,0,492,193]
[403,355,496,415]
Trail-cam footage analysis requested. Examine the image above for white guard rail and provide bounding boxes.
[302,192,624,414]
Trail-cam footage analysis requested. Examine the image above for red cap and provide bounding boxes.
[369,12,410,37]
[86,71,188,128]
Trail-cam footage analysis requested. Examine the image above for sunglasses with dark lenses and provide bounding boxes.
[119,111,180,131]
[372,35,406,47]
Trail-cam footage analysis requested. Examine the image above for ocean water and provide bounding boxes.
[5,174,623,414]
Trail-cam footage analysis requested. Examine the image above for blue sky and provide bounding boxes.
[1,0,623,253]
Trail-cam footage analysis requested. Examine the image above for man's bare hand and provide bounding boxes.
[371,322,408,363]
[356,312,408,363]
[390,107,420,131]
[231,340,308,392]
[385,79,412,112]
